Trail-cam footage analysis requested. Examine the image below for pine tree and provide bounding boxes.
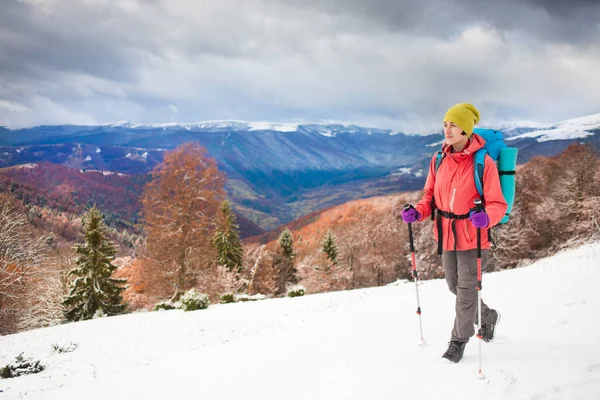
[321,230,339,266]
[63,206,127,322]
[274,228,297,295]
[212,200,244,273]
[278,228,296,262]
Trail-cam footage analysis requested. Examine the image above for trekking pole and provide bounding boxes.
[403,204,425,346]
[474,199,485,379]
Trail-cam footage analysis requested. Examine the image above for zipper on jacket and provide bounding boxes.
[450,187,457,213]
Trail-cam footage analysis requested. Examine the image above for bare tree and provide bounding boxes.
[246,244,277,295]
[0,195,48,334]
[552,144,600,245]
[17,253,73,332]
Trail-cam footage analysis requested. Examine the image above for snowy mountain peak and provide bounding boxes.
[555,112,600,129]
[497,120,554,130]
[506,112,600,142]
[101,120,396,136]
[105,120,302,132]
[247,122,301,132]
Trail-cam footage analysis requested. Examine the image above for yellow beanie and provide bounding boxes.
[443,103,480,137]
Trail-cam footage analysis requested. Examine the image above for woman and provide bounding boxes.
[401,103,507,363]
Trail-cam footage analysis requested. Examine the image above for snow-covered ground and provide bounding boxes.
[1,242,600,400]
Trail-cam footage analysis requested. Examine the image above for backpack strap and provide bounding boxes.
[473,148,485,197]
[431,151,445,221]
[435,150,445,172]
[473,148,495,242]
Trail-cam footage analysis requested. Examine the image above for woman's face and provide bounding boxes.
[443,121,468,147]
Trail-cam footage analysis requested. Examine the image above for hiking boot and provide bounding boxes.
[480,309,500,342]
[442,341,466,363]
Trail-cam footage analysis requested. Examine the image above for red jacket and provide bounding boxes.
[415,134,508,251]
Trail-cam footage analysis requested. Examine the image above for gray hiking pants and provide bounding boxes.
[443,249,493,343]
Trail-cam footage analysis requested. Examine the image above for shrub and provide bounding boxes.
[154,301,180,311]
[179,288,210,311]
[0,353,45,379]
[287,285,305,298]
[220,293,235,304]
[92,309,107,319]
[51,342,78,354]
[234,293,267,302]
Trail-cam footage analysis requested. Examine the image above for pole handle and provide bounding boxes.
[474,198,483,212]
[403,204,416,252]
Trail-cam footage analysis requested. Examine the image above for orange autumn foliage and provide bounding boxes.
[141,143,226,300]
[246,191,429,295]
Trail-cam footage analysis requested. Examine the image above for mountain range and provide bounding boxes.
[1,113,599,231]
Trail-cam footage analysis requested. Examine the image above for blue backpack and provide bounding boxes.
[434,128,518,225]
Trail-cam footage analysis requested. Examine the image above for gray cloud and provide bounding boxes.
[0,0,599,131]
[278,0,600,44]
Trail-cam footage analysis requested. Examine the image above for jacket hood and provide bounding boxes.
[441,133,485,159]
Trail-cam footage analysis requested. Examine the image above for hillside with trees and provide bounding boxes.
[1,143,598,335]
[245,143,600,294]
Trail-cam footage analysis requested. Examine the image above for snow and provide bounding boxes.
[1,242,600,399]
[497,120,554,130]
[104,121,129,127]
[95,148,101,153]
[320,128,334,137]
[427,139,445,147]
[248,122,300,132]
[100,120,396,135]
[80,170,115,176]
[15,163,37,169]
[84,156,92,161]
[125,153,131,158]
[391,167,412,176]
[106,120,301,132]
[507,113,600,142]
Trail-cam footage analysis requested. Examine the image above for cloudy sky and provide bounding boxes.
[1,0,599,132]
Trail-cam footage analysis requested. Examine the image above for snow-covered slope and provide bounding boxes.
[506,113,600,142]
[1,243,600,399]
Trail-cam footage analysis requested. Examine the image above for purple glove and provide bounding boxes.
[401,205,420,224]
[469,210,490,228]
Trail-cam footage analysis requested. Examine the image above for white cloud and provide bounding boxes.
[0,100,31,113]
[0,95,98,128]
